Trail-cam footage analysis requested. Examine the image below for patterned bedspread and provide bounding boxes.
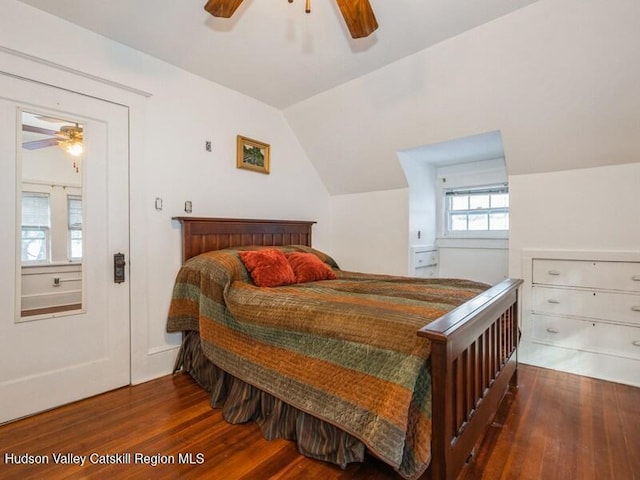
[166,246,488,479]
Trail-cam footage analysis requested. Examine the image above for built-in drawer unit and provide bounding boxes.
[411,247,439,278]
[526,255,640,371]
[414,249,438,268]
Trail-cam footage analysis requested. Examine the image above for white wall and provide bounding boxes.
[399,154,437,249]
[1,1,331,383]
[21,263,82,312]
[330,189,409,275]
[437,247,508,285]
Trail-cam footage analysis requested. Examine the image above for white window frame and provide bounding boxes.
[442,184,509,239]
[67,194,83,262]
[21,191,51,264]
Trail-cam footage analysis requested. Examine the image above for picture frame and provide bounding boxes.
[236,135,270,174]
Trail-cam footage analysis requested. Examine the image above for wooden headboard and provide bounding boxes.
[173,217,316,263]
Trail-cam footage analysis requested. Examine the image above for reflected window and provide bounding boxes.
[21,192,50,263]
[68,195,83,261]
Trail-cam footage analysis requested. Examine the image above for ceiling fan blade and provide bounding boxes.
[204,0,244,18]
[22,124,58,136]
[335,0,378,39]
[22,138,60,150]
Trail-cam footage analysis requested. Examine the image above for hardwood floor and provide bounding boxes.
[459,365,640,480]
[1,364,638,480]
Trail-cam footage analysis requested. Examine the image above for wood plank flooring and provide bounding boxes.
[1,364,638,480]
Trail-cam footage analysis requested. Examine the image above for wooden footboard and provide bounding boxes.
[418,278,523,480]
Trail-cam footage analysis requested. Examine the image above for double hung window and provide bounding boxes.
[444,185,509,236]
[21,192,50,263]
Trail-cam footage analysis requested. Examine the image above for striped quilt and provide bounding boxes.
[166,246,488,479]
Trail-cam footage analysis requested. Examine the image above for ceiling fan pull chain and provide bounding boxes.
[286,0,310,14]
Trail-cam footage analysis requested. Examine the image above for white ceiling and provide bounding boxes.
[18,0,537,109]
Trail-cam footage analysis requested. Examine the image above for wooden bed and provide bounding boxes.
[170,216,523,480]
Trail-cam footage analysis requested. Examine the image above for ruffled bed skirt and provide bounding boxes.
[174,331,366,468]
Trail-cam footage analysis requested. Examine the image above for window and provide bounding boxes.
[68,195,83,261]
[444,185,509,236]
[22,192,50,263]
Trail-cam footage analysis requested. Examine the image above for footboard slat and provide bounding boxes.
[470,341,478,415]
[418,278,523,480]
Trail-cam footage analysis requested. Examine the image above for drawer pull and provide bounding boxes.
[633,275,640,282]
[631,306,640,312]
[548,270,561,276]
[546,328,560,334]
[633,340,640,347]
[547,299,560,304]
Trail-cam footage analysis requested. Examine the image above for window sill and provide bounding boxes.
[22,261,82,269]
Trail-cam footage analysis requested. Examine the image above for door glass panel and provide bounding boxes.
[19,111,84,319]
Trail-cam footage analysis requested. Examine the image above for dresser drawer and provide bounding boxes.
[415,265,438,278]
[414,250,438,268]
[532,259,640,292]
[593,323,640,360]
[532,286,640,326]
[530,315,592,350]
[531,315,640,360]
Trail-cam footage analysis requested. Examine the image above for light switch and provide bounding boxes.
[155,197,163,210]
[185,201,192,213]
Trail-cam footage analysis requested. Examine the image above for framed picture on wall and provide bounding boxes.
[237,135,270,174]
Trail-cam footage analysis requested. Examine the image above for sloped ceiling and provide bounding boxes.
[284,0,640,194]
[17,0,537,109]
[16,1,638,197]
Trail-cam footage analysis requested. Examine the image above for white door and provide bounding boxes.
[0,73,130,423]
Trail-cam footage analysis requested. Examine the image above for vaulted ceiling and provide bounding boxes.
[18,0,538,108]
[19,1,632,198]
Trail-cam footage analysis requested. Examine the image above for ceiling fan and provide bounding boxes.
[204,0,378,39]
[22,124,84,155]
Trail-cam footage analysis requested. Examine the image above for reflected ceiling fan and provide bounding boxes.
[22,124,84,155]
[204,0,378,39]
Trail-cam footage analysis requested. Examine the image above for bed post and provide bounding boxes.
[418,278,523,480]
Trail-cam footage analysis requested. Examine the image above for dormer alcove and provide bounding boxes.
[399,131,509,285]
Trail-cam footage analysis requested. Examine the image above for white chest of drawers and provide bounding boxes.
[520,251,640,387]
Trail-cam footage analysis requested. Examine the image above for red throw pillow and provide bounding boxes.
[286,252,337,283]
[238,249,296,287]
